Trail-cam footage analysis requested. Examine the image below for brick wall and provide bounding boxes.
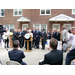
[0,9,75,31]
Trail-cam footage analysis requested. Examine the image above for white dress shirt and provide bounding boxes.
[71,35,75,50]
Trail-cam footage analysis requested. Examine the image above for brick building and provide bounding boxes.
[0,9,75,33]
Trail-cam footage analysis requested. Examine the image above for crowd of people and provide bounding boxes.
[1,26,75,65]
[12,27,61,50]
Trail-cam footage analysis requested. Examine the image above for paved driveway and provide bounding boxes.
[0,47,68,65]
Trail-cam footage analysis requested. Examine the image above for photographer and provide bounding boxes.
[0,25,6,48]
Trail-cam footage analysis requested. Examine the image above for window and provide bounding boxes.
[22,24,28,31]
[63,24,71,31]
[53,24,60,32]
[4,25,14,32]
[72,9,75,14]
[0,9,4,17]
[13,9,22,16]
[33,24,47,32]
[40,9,51,15]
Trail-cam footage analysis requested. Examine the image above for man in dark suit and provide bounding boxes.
[52,28,57,39]
[8,40,27,65]
[41,28,47,50]
[18,29,24,48]
[39,38,63,65]
[36,28,41,49]
[12,29,18,42]
[32,27,37,48]
[65,49,75,65]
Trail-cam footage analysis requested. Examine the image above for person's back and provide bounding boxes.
[9,49,25,64]
[39,38,63,65]
[8,40,27,65]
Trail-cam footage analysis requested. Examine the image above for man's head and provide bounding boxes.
[14,29,17,32]
[71,26,75,34]
[24,28,27,31]
[62,26,66,30]
[6,28,8,32]
[50,38,58,50]
[37,28,39,31]
[33,27,35,30]
[13,40,19,49]
[54,28,56,32]
[18,29,21,32]
[42,28,45,31]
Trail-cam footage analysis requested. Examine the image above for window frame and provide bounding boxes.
[63,24,71,30]
[0,9,4,17]
[40,9,51,15]
[13,9,22,16]
[4,24,15,32]
[33,24,47,32]
[72,9,75,14]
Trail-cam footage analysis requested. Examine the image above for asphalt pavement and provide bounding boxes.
[0,46,68,65]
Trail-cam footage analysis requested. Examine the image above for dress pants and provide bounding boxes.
[5,38,9,48]
[36,38,40,48]
[42,39,45,49]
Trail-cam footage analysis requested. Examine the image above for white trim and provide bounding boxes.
[49,14,75,21]
[72,9,75,14]
[53,24,60,32]
[13,9,22,16]
[4,24,15,32]
[40,9,51,15]
[33,24,47,32]
[22,24,28,31]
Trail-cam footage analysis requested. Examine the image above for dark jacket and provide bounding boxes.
[41,31,47,40]
[65,49,75,65]
[12,31,18,41]
[47,32,51,39]
[36,31,41,39]
[56,33,60,41]
[52,32,57,39]
[39,49,63,65]
[8,49,26,65]
[32,30,37,38]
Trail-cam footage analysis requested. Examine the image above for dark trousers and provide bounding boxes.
[36,38,40,48]
[42,39,45,49]
[19,38,23,48]
[32,38,36,47]
[5,38,9,48]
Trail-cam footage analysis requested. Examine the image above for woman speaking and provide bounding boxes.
[25,29,33,51]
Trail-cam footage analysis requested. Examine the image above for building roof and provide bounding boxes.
[17,17,31,22]
[49,14,75,21]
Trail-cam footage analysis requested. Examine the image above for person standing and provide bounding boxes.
[36,28,41,49]
[32,27,37,48]
[47,30,51,50]
[61,26,68,51]
[65,27,75,65]
[18,29,24,48]
[52,28,57,39]
[41,28,47,50]
[12,29,18,42]
[4,28,10,48]
[22,28,27,48]
[25,29,33,50]
[56,29,61,50]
